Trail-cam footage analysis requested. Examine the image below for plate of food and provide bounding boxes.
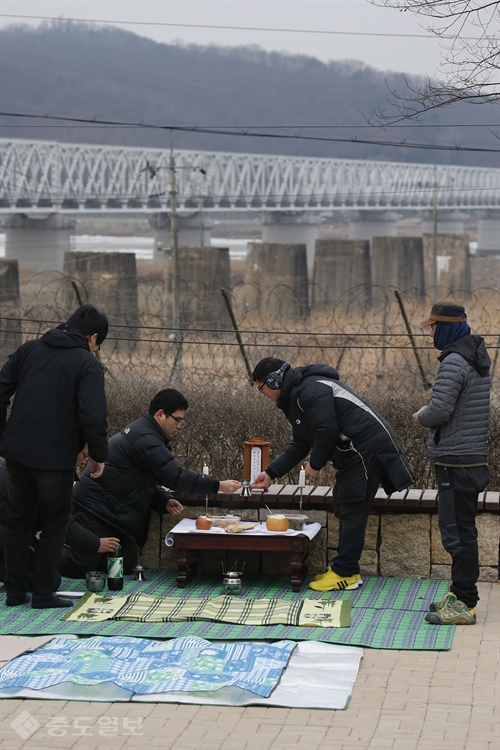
[211,515,242,528]
[224,522,260,534]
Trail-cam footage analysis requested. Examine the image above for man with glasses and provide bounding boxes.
[64,388,240,578]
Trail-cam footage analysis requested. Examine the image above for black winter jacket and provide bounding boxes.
[0,327,108,470]
[72,413,219,546]
[266,364,415,504]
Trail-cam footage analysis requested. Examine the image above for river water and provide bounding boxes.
[0,234,252,261]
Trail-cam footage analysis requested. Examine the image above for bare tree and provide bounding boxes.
[369,2,500,122]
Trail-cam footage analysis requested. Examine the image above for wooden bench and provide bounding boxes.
[172,485,500,514]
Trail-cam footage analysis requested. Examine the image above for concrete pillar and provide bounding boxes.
[477,211,500,254]
[421,211,468,235]
[243,243,309,319]
[312,240,371,309]
[349,211,400,242]
[63,252,139,351]
[164,246,231,328]
[470,255,500,291]
[423,233,471,296]
[0,260,22,362]
[371,237,425,298]
[150,213,214,263]
[5,214,75,272]
[261,213,321,269]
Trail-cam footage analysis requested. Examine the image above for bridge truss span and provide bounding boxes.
[0,138,499,214]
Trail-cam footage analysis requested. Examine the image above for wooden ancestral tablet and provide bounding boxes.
[243,437,270,482]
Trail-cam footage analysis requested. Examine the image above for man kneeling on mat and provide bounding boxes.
[63,388,241,577]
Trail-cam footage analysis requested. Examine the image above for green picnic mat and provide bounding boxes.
[0,572,454,650]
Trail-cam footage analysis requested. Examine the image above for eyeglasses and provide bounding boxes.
[167,413,185,425]
[257,383,265,393]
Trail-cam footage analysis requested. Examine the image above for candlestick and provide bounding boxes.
[203,463,209,475]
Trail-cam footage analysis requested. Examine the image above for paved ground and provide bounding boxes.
[0,582,498,750]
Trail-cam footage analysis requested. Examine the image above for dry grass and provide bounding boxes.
[105,374,500,491]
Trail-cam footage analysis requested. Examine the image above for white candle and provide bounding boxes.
[298,467,306,487]
[203,464,210,475]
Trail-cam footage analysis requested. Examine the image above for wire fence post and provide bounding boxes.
[221,288,254,386]
[71,280,84,307]
[394,290,432,391]
[377,290,389,387]
[490,334,500,380]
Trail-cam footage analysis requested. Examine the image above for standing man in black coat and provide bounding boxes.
[0,459,118,589]
[67,388,241,577]
[0,305,109,608]
[252,359,415,592]
[414,302,490,625]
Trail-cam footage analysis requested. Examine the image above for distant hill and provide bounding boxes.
[0,22,498,167]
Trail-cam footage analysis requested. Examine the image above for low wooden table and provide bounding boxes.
[173,528,311,592]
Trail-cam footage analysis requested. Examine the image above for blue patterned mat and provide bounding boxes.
[0,636,296,697]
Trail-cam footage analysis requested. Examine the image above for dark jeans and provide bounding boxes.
[435,464,489,609]
[4,461,74,600]
[59,508,138,579]
[331,458,384,577]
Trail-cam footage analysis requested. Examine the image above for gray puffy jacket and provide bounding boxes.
[418,335,490,464]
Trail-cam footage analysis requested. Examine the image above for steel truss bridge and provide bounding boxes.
[0,138,499,215]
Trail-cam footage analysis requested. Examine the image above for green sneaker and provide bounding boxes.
[429,588,452,612]
[425,593,476,625]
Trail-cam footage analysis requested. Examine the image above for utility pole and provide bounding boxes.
[432,166,438,303]
[199,195,204,247]
[169,133,182,383]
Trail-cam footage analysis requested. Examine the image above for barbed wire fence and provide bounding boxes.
[2,272,500,488]
[2,272,500,391]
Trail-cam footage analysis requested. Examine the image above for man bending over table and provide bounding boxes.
[62,388,241,577]
[252,359,416,592]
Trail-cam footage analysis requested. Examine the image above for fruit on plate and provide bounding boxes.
[195,515,213,530]
[266,514,289,532]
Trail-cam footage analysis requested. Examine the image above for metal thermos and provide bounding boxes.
[107,543,124,591]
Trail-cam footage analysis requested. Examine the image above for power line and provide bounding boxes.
[4,122,498,151]
[4,317,500,341]
[0,12,482,40]
[2,110,500,154]
[5,122,500,130]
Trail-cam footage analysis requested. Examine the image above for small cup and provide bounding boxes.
[86,571,106,592]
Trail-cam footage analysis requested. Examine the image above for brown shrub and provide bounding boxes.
[106,375,500,491]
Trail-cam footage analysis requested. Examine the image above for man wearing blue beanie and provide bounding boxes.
[413,302,490,625]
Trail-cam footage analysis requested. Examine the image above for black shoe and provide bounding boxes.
[6,594,30,606]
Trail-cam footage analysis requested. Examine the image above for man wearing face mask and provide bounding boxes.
[413,302,490,626]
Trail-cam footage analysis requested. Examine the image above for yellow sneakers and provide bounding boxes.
[313,566,333,581]
[309,570,363,591]
[313,568,363,585]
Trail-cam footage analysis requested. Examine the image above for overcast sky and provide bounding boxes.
[1,0,453,76]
